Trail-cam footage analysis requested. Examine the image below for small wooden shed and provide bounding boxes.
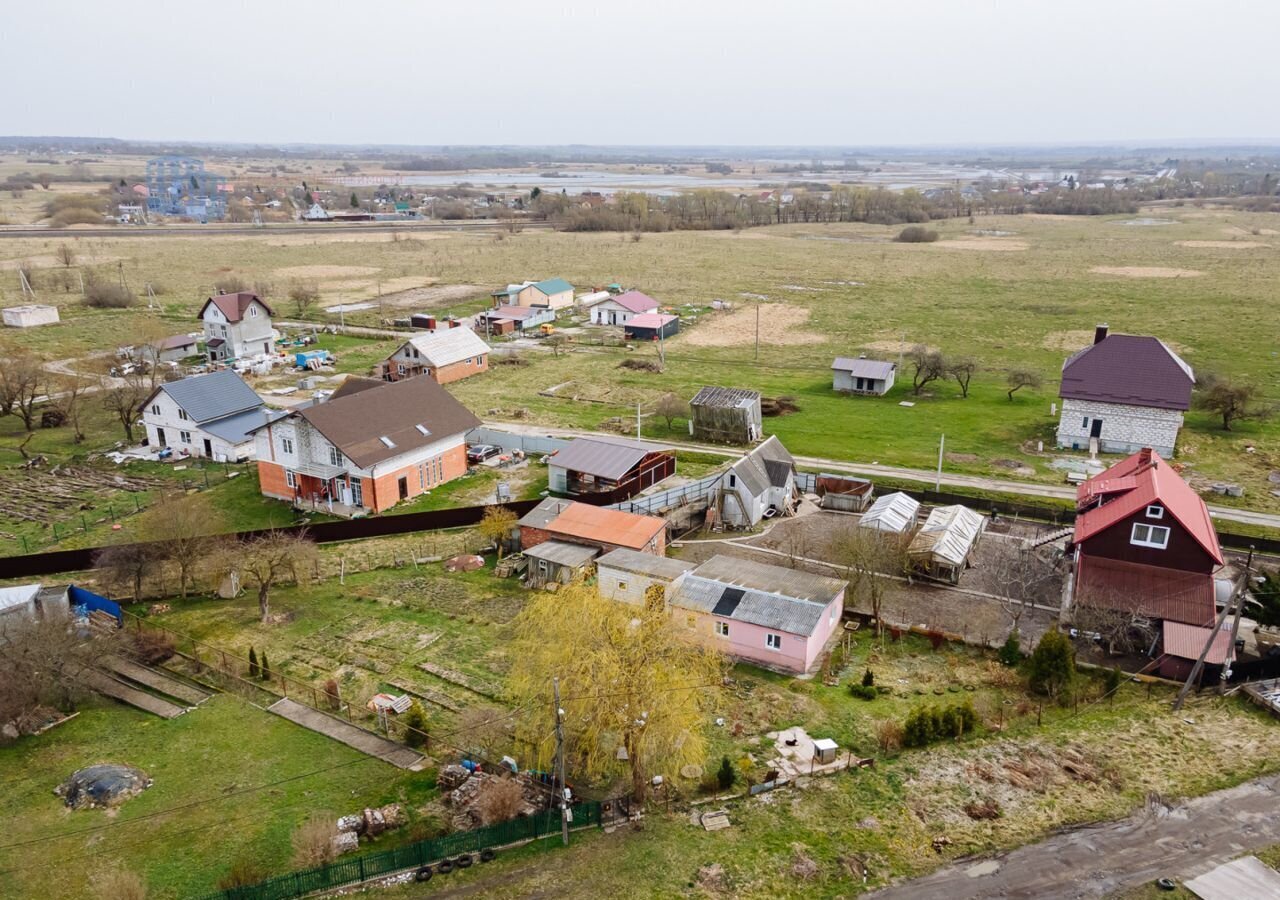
[690,386,762,444]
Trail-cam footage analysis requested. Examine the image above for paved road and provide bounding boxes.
[480,421,1280,532]
[867,774,1280,899]
[0,219,552,240]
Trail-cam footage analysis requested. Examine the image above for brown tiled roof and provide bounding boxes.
[197,292,275,323]
[1059,334,1193,410]
[297,377,480,469]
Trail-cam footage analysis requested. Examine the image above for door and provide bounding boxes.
[202,438,212,457]
[350,477,363,507]
[156,428,166,447]
[1090,419,1103,438]
[398,476,409,500]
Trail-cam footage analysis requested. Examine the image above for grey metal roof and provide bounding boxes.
[728,435,794,497]
[202,406,290,445]
[691,385,760,409]
[596,548,695,581]
[832,357,896,379]
[523,540,599,568]
[907,505,985,567]
[519,497,574,529]
[859,492,920,534]
[549,436,672,481]
[671,562,841,636]
[688,555,845,605]
[156,370,264,424]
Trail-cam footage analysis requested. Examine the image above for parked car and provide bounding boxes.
[467,444,501,464]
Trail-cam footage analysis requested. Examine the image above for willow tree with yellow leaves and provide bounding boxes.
[507,582,726,802]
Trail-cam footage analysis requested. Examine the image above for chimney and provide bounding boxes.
[1138,447,1152,465]
[1094,323,1109,345]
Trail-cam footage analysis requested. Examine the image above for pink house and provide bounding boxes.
[670,555,846,674]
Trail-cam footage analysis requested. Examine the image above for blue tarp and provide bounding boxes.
[69,585,122,625]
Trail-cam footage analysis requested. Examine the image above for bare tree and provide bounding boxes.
[1196,374,1274,431]
[94,540,164,601]
[456,706,510,761]
[908,345,947,395]
[0,345,45,431]
[237,530,320,622]
[1006,368,1043,401]
[56,243,76,267]
[48,371,95,443]
[1,616,118,736]
[1071,599,1157,656]
[544,333,568,357]
[475,778,524,825]
[288,281,320,317]
[99,370,152,443]
[947,356,978,399]
[827,524,908,639]
[654,392,688,430]
[985,540,1061,635]
[140,493,226,599]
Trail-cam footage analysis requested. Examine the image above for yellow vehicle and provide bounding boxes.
[539,323,557,335]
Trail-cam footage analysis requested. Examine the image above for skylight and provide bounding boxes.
[379,436,396,448]
[415,424,431,436]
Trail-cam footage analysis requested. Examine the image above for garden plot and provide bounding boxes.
[680,302,824,348]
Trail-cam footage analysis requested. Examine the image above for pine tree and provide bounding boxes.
[260,652,272,682]
[248,647,259,679]
[716,756,735,790]
[402,701,428,748]
[998,631,1022,667]
[1027,630,1076,701]
[861,668,875,688]
[349,192,359,208]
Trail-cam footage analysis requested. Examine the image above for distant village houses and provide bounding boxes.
[491,278,575,310]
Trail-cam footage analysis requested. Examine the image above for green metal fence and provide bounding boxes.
[196,801,602,900]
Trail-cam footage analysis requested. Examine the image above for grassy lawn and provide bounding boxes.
[0,696,434,900]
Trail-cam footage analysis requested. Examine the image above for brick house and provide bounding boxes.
[1056,324,1195,457]
[382,328,491,385]
[1066,448,1226,678]
[197,292,274,362]
[250,376,480,515]
[518,498,667,556]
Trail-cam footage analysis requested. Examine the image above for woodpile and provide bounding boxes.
[0,464,164,525]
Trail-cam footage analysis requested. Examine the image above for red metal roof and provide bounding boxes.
[1075,555,1215,626]
[544,501,666,552]
[1162,620,1233,664]
[611,291,660,314]
[1073,449,1222,565]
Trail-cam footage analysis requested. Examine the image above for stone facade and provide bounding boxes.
[1056,398,1183,457]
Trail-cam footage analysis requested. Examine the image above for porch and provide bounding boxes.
[290,462,370,518]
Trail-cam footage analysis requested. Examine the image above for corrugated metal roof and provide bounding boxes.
[688,555,845,605]
[519,497,573,529]
[578,291,612,305]
[908,505,985,567]
[1075,555,1215,626]
[401,328,491,368]
[672,573,834,636]
[1060,333,1194,410]
[202,406,289,445]
[609,291,660,313]
[1162,620,1234,664]
[532,277,574,296]
[691,385,760,409]
[523,540,599,568]
[548,436,672,481]
[831,357,896,379]
[727,435,794,497]
[596,548,695,580]
[156,370,264,424]
[860,492,920,534]
[626,313,677,328]
[522,499,666,551]
[1184,856,1280,899]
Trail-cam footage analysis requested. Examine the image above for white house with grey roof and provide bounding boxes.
[714,435,798,529]
[670,555,846,674]
[141,370,284,462]
[832,356,896,395]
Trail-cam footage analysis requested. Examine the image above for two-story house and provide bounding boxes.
[1056,324,1195,457]
[250,376,481,515]
[714,435,798,528]
[141,370,283,461]
[381,328,491,385]
[1067,448,1227,678]
[197,292,275,362]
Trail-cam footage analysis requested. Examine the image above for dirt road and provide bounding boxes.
[867,774,1280,899]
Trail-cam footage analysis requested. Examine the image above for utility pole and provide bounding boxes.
[553,677,569,845]
[935,433,945,492]
[754,300,760,361]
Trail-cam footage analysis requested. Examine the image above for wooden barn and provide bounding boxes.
[690,386,762,444]
[546,436,676,502]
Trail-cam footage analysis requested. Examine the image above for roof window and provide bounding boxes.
[379,436,396,448]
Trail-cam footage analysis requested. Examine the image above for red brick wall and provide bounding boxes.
[433,355,489,385]
[257,460,294,501]
[519,527,666,556]
[366,441,468,513]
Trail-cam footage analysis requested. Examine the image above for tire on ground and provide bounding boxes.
[456,853,474,869]
[480,848,496,863]
[414,866,433,882]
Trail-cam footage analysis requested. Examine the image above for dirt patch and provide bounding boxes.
[936,239,1029,251]
[375,282,486,311]
[1176,240,1270,249]
[864,338,937,355]
[273,265,381,278]
[1089,266,1203,278]
[682,302,823,347]
[1223,226,1279,237]
[1041,330,1095,351]
[946,453,978,464]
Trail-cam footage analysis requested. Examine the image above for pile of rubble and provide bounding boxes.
[438,764,544,831]
[332,803,407,855]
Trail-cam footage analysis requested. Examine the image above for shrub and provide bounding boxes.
[903,700,976,748]
[1104,666,1123,698]
[214,275,249,294]
[475,777,523,825]
[1028,630,1076,701]
[259,652,272,682]
[217,859,267,890]
[875,720,903,754]
[861,668,875,688]
[94,867,148,900]
[248,647,259,679]
[895,225,939,243]
[291,813,336,867]
[323,678,340,710]
[902,705,936,748]
[132,631,175,666]
[998,631,1022,666]
[717,755,736,790]
[83,281,135,309]
[402,700,428,748]
[849,684,877,701]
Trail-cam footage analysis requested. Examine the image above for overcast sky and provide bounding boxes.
[4,0,1278,147]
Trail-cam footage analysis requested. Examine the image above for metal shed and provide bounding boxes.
[859,492,920,535]
[815,474,874,512]
[523,540,599,588]
[907,505,986,584]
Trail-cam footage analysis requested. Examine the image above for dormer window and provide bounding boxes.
[249,306,258,317]
[1145,505,1164,519]
[1131,523,1170,549]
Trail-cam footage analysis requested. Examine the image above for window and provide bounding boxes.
[1145,505,1164,519]
[728,473,737,488]
[765,633,782,650]
[281,437,294,454]
[714,622,730,638]
[328,444,342,466]
[618,581,628,593]
[249,306,258,317]
[179,430,191,443]
[419,464,425,490]
[150,404,160,416]
[1131,523,1170,549]
[830,606,837,624]
[1082,416,1089,428]
[178,409,188,421]
[286,470,296,488]
[397,364,406,375]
